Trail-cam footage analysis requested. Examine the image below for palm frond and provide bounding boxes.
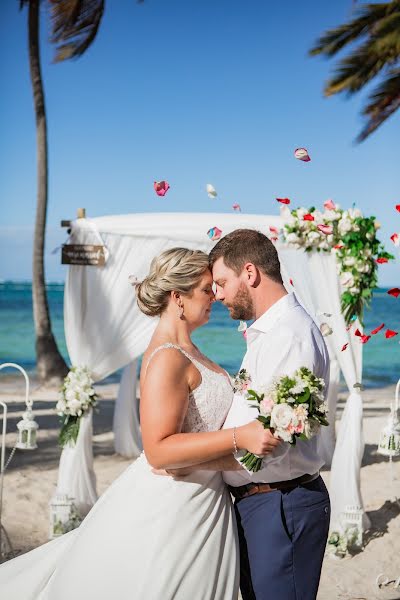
[324,32,400,95]
[309,1,400,57]
[49,0,105,62]
[357,68,400,140]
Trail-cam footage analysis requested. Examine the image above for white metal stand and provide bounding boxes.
[0,363,37,562]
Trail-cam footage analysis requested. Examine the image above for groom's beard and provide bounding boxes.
[226,283,254,321]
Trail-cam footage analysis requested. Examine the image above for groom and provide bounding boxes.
[209,229,330,600]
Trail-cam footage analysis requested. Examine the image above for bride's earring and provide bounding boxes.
[178,304,184,319]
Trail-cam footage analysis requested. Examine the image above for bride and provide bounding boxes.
[0,247,274,600]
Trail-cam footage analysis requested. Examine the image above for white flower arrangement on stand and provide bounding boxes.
[280,201,393,324]
[56,366,98,447]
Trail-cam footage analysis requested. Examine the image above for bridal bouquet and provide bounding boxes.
[56,366,98,447]
[239,367,328,472]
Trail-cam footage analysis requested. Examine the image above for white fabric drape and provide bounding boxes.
[278,247,369,534]
[55,413,97,516]
[113,360,142,457]
[61,213,282,510]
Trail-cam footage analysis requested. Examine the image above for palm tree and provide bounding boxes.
[310,1,400,141]
[20,0,106,383]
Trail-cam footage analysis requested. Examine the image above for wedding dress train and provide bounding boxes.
[0,344,239,600]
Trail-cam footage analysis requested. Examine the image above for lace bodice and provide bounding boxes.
[145,343,233,433]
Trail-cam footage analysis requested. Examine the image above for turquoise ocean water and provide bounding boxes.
[0,282,399,388]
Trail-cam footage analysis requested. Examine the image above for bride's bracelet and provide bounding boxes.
[232,427,238,454]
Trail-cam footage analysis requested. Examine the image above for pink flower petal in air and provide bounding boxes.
[294,148,311,162]
[371,323,384,335]
[390,233,399,246]
[317,224,333,235]
[360,335,371,344]
[388,288,400,298]
[276,198,291,205]
[207,227,222,241]
[385,329,398,339]
[324,199,336,210]
[232,203,241,212]
[153,181,170,196]
[269,226,279,235]
[290,279,294,286]
[341,343,348,351]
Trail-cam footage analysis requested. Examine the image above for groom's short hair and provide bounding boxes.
[209,229,283,284]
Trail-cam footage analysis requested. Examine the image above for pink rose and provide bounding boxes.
[260,397,274,416]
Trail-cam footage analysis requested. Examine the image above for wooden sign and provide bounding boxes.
[62,244,106,266]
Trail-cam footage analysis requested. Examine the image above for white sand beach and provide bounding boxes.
[1,377,399,600]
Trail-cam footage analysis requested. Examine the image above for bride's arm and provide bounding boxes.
[141,350,278,470]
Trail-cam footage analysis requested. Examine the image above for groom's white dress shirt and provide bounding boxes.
[223,293,330,487]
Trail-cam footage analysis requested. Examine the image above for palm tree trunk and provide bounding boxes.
[28,0,68,383]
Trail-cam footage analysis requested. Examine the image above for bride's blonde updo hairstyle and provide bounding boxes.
[134,247,210,317]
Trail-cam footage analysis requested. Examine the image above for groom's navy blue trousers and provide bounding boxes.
[234,475,330,600]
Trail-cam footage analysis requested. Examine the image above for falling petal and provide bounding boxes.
[232,203,241,212]
[153,180,170,196]
[206,184,217,198]
[317,224,333,235]
[207,226,222,241]
[276,198,291,204]
[341,343,348,351]
[390,233,399,246]
[354,328,362,337]
[388,288,400,298]
[324,199,336,210]
[320,323,333,337]
[269,226,279,235]
[243,330,248,340]
[360,335,371,344]
[371,323,385,335]
[396,205,400,212]
[385,329,398,339]
[238,321,247,332]
[376,257,389,264]
[289,278,294,287]
[294,147,311,162]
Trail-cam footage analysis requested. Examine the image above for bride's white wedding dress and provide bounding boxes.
[0,344,239,600]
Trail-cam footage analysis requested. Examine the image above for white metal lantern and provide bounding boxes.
[340,504,364,548]
[16,409,39,450]
[49,493,82,539]
[377,379,400,457]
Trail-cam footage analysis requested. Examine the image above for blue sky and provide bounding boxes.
[0,0,398,284]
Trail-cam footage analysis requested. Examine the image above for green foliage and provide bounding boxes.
[310,1,400,141]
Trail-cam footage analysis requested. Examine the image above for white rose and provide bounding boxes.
[286,232,301,244]
[324,210,341,222]
[338,218,352,234]
[349,286,360,294]
[366,232,374,241]
[340,272,355,288]
[275,428,293,443]
[343,256,356,267]
[68,398,82,416]
[307,231,321,243]
[312,210,323,224]
[271,404,294,430]
[363,248,372,258]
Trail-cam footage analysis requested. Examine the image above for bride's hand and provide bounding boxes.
[236,421,281,456]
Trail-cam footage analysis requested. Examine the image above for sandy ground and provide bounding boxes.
[0,376,399,600]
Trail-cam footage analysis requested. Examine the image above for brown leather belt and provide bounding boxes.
[229,472,320,500]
